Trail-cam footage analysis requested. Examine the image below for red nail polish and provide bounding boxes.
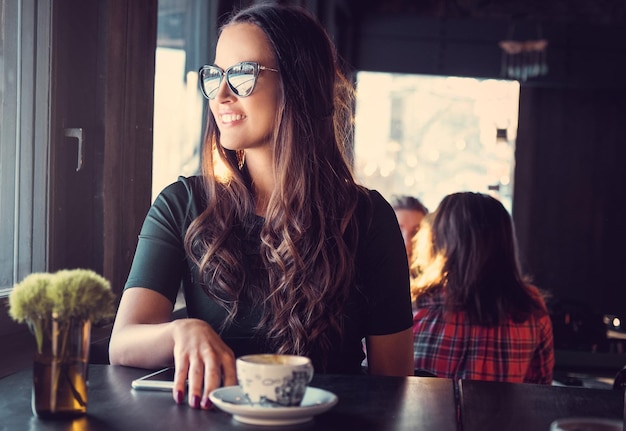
[201,398,212,410]
[175,390,184,404]
[192,395,201,409]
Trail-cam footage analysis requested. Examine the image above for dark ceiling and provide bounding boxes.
[352,0,626,25]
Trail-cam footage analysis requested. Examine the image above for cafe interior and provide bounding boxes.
[1,0,625,428]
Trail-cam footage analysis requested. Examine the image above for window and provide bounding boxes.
[0,0,51,295]
[152,0,210,201]
[354,72,519,213]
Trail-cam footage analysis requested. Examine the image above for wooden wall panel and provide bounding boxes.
[102,0,158,295]
[48,0,103,274]
[514,86,626,319]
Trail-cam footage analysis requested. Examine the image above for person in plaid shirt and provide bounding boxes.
[410,192,554,384]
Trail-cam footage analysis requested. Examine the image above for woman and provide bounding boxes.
[390,194,429,263]
[109,4,413,410]
[411,192,554,383]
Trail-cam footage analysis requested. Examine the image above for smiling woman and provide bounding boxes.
[109,2,414,413]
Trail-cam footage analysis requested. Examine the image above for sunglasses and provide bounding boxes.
[198,61,279,100]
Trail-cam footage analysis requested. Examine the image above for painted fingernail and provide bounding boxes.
[192,395,201,409]
[174,390,184,405]
[201,398,212,410]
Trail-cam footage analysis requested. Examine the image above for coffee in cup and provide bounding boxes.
[236,354,314,407]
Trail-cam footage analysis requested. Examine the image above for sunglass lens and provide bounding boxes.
[227,63,257,97]
[201,67,223,99]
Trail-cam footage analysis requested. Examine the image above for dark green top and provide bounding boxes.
[125,176,412,374]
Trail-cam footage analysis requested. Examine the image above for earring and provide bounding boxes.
[237,150,246,170]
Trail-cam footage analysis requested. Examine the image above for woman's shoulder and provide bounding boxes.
[353,188,404,256]
[355,187,394,219]
[415,286,445,308]
[523,284,551,314]
[359,187,385,206]
[156,175,204,201]
[152,175,206,220]
[525,284,545,300]
[167,174,203,192]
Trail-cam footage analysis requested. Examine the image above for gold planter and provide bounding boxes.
[31,316,91,418]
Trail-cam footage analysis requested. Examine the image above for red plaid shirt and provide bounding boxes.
[412,286,554,384]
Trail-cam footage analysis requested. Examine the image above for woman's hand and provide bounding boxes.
[109,288,237,409]
[170,318,237,409]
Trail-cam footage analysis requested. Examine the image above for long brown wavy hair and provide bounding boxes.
[184,4,367,368]
[411,192,546,326]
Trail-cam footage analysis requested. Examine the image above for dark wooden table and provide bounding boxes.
[0,365,458,431]
[459,379,624,431]
[2,365,624,431]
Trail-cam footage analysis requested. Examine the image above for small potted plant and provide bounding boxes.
[8,269,115,418]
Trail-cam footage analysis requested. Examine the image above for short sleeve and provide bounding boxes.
[124,176,201,304]
[359,190,413,335]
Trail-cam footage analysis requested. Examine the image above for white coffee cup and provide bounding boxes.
[236,354,314,407]
[550,417,623,431]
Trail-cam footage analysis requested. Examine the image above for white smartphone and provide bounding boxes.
[131,367,179,391]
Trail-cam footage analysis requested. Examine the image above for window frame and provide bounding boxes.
[0,0,51,298]
[1,0,158,376]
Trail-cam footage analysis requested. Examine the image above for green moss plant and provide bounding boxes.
[9,268,115,334]
[9,269,115,414]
